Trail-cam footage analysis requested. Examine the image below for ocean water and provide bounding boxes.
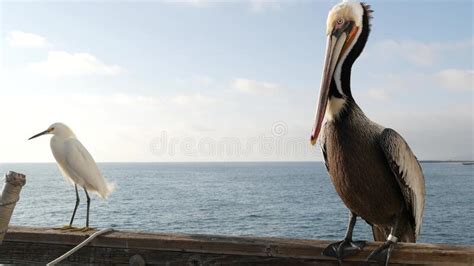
[0,162,472,245]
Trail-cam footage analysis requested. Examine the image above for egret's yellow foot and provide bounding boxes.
[81,226,95,232]
[53,225,78,231]
[70,226,95,232]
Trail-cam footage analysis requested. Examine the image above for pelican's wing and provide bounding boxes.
[63,138,112,198]
[320,127,330,171]
[379,128,425,237]
[321,142,329,171]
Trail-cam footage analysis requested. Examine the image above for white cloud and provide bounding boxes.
[164,0,212,7]
[164,0,281,12]
[7,30,48,48]
[111,94,161,106]
[249,0,281,12]
[0,89,471,162]
[191,124,215,132]
[361,68,473,93]
[374,40,439,66]
[175,74,214,88]
[172,93,217,106]
[27,51,122,78]
[38,93,160,108]
[191,74,213,86]
[0,93,166,162]
[369,105,474,161]
[366,89,391,101]
[233,78,284,94]
[435,69,473,91]
[371,39,473,66]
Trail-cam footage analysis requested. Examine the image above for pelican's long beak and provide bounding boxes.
[28,129,50,140]
[311,25,358,145]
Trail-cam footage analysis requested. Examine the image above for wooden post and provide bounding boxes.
[0,171,26,244]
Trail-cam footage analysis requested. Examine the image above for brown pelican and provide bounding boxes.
[310,1,426,265]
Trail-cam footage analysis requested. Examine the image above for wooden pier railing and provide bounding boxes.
[0,172,26,244]
[0,226,472,265]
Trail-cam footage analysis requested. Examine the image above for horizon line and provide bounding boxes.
[1,159,473,164]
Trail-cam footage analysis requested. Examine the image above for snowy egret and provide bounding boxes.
[29,122,114,231]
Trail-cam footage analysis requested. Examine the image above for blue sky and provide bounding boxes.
[0,0,472,162]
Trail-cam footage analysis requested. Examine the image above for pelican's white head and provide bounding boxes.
[29,122,76,140]
[310,0,373,145]
[326,0,364,35]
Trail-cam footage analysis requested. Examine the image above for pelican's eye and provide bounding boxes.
[337,18,344,25]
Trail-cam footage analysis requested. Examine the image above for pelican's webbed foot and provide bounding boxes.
[366,240,396,266]
[322,238,366,262]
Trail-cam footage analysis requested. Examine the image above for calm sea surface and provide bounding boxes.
[0,162,472,245]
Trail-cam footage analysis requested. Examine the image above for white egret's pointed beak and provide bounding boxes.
[28,129,50,140]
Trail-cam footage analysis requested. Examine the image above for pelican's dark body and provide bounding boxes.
[321,100,415,242]
[312,2,425,263]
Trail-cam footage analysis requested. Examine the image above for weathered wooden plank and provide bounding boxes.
[0,226,472,265]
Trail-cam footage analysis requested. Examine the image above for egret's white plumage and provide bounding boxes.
[29,122,114,229]
[48,123,114,198]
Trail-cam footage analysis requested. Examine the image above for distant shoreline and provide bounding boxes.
[2,160,474,164]
[420,160,474,164]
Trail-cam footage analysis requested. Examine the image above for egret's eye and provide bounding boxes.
[337,18,344,25]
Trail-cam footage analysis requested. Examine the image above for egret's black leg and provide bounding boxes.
[84,188,91,228]
[367,218,399,266]
[69,184,80,227]
[322,212,366,262]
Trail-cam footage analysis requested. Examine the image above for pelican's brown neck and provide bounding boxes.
[329,2,373,101]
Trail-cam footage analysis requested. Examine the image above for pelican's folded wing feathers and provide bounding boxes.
[379,128,425,237]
